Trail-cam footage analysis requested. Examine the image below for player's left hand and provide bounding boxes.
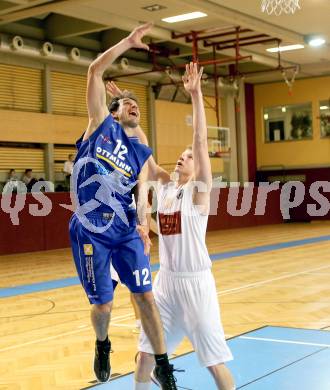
[106,81,123,97]
[136,224,152,255]
[182,62,203,94]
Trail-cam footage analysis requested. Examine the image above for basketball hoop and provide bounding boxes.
[207,126,232,181]
[261,0,301,16]
[219,150,231,159]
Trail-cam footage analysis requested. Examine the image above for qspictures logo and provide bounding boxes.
[1,166,330,230]
[70,156,136,233]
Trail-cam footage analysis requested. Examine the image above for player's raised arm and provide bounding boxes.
[182,62,212,210]
[83,22,152,141]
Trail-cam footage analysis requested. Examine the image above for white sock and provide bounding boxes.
[134,380,152,390]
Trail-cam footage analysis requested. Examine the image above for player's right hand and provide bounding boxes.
[136,224,152,255]
[182,62,204,94]
[126,22,153,51]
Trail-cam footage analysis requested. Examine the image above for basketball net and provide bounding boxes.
[282,66,299,96]
[261,0,301,16]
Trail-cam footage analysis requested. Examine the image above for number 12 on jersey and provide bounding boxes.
[133,268,151,287]
[113,139,128,161]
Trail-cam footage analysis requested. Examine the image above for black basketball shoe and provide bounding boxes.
[151,364,178,390]
[94,338,111,383]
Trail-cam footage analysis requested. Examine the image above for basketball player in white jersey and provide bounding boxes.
[131,63,235,390]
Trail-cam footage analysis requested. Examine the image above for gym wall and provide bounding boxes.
[254,75,330,168]
[155,97,222,173]
[0,63,149,180]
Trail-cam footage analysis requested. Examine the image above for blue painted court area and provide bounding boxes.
[2,234,330,298]
[88,326,330,390]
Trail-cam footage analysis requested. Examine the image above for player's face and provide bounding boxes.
[175,149,194,176]
[117,98,140,128]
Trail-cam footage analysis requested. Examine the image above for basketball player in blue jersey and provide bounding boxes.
[69,23,178,389]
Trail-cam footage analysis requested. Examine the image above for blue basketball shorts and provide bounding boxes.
[69,211,152,305]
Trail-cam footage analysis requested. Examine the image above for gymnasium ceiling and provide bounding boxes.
[0,0,329,84]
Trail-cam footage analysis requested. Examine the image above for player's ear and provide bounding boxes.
[111,111,119,120]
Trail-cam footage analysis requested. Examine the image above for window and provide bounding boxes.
[319,100,330,138]
[264,102,313,142]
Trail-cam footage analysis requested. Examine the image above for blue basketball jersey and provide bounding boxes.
[73,115,152,215]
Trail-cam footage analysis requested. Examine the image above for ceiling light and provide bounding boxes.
[282,107,287,113]
[264,113,269,120]
[142,4,166,12]
[308,37,326,47]
[266,44,305,53]
[162,11,207,23]
[320,106,329,110]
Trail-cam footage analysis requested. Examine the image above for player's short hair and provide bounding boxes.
[108,90,138,113]
[186,145,192,150]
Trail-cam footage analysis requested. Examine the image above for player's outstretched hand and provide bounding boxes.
[136,224,152,255]
[182,62,203,94]
[127,22,153,51]
[106,81,123,97]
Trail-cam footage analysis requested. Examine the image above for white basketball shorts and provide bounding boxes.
[138,268,233,367]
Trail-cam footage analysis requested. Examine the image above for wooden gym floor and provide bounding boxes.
[0,222,330,389]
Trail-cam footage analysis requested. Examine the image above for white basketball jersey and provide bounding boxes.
[157,182,212,272]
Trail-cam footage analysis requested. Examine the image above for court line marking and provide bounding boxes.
[2,233,330,298]
[217,264,330,296]
[2,243,330,352]
[0,312,134,353]
[2,264,330,353]
[236,347,328,389]
[239,335,330,348]
[101,330,330,388]
[209,234,330,261]
[111,323,136,329]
